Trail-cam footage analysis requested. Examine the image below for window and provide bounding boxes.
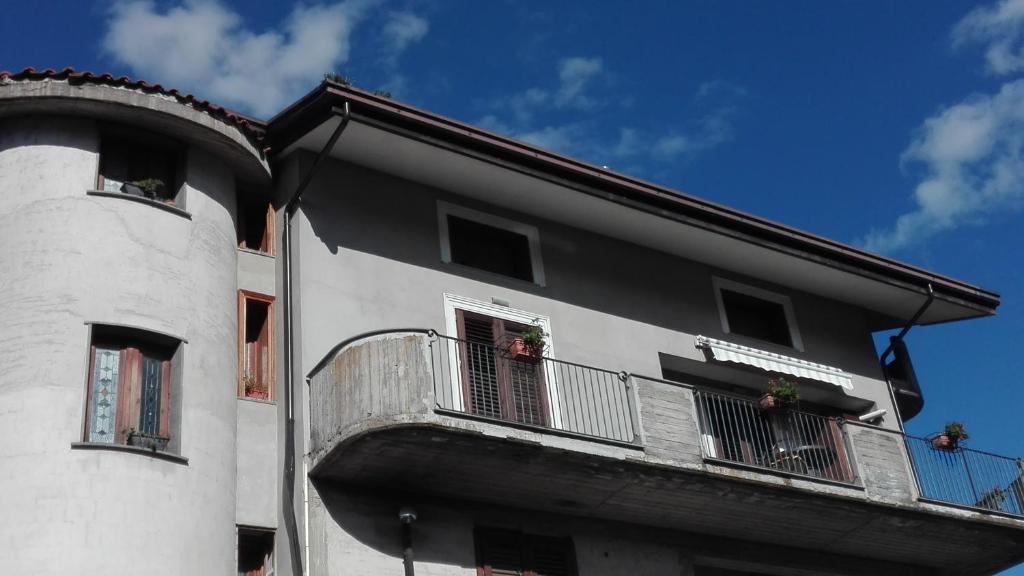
[97,129,183,206]
[238,527,274,576]
[713,277,802,350]
[475,527,576,576]
[239,291,274,401]
[84,324,181,452]
[457,310,548,425]
[238,196,275,255]
[438,202,545,285]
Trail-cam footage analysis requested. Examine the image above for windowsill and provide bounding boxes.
[71,441,189,465]
[238,396,276,405]
[87,190,192,220]
[238,247,275,258]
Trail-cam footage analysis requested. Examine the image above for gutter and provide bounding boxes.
[280,102,350,576]
[880,283,935,430]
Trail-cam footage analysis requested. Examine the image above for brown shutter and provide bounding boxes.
[475,527,525,576]
[459,311,502,419]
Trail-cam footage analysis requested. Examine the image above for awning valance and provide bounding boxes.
[695,335,853,390]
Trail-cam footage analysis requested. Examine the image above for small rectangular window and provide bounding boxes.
[84,325,180,452]
[714,278,801,349]
[475,527,576,576]
[448,215,534,282]
[238,196,275,255]
[238,527,274,576]
[438,203,545,286]
[98,129,183,206]
[239,291,274,401]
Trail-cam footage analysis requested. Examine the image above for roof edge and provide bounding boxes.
[267,81,1001,315]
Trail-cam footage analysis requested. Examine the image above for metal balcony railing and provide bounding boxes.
[694,389,856,484]
[428,333,639,444]
[906,436,1024,516]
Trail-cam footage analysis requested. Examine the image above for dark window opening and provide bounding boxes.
[720,288,793,347]
[98,130,183,206]
[238,196,274,254]
[84,324,179,452]
[475,527,576,576]
[239,292,274,401]
[448,214,534,282]
[238,528,274,576]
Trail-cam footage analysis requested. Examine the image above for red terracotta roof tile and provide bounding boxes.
[0,67,265,142]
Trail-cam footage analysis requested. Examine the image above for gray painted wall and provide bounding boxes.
[0,115,241,575]
[294,159,895,426]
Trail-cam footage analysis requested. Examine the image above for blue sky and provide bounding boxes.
[4,0,1024,568]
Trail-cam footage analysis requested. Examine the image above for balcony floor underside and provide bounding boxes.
[311,424,1024,575]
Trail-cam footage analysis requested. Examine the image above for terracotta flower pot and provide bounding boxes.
[508,338,543,363]
[759,394,779,413]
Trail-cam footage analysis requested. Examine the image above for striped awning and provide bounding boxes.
[695,335,853,390]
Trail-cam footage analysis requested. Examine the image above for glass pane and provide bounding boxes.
[88,348,121,443]
[139,355,163,435]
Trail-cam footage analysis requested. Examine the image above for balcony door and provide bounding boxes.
[456,309,548,426]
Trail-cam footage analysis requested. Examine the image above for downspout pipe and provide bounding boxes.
[281,101,350,576]
[879,283,934,430]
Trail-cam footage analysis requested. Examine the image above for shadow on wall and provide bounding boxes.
[313,481,477,573]
[299,158,884,380]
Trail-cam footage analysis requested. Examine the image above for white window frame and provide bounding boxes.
[442,293,562,427]
[437,201,546,286]
[712,277,804,351]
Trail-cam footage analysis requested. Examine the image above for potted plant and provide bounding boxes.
[507,320,547,363]
[932,421,968,451]
[759,377,800,413]
[978,486,1008,511]
[243,373,269,400]
[124,427,170,452]
[123,178,173,204]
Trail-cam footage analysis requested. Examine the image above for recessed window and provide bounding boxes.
[238,196,275,255]
[97,128,183,206]
[438,202,545,285]
[475,527,576,576]
[83,324,182,453]
[238,527,274,576]
[239,291,274,401]
[713,278,802,350]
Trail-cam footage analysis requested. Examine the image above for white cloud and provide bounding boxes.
[381,12,428,62]
[953,0,1024,75]
[860,79,1024,252]
[103,0,375,117]
[555,57,603,108]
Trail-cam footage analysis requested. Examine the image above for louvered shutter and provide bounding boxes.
[475,528,576,576]
[524,534,575,576]
[458,311,502,419]
[500,322,546,426]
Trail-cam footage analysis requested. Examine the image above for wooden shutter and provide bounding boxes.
[458,310,502,419]
[456,311,549,426]
[238,291,275,400]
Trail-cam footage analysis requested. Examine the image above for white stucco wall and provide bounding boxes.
[0,115,241,575]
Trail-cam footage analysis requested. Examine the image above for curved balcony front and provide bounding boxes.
[307,330,1024,576]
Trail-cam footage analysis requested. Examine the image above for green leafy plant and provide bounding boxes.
[943,421,969,442]
[324,72,352,86]
[521,319,548,348]
[130,178,166,199]
[766,377,800,407]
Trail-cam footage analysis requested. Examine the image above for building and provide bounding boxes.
[1,67,1022,575]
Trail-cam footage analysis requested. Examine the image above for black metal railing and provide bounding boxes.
[906,435,1024,516]
[694,389,855,483]
[428,334,638,444]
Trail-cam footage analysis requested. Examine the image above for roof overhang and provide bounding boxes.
[268,83,1000,330]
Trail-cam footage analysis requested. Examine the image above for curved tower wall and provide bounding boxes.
[0,111,250,575]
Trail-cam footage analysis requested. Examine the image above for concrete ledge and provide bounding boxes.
[70,441,189,465]
[87,190,192,219]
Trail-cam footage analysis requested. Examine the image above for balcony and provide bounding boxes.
[307,330,1024,575]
